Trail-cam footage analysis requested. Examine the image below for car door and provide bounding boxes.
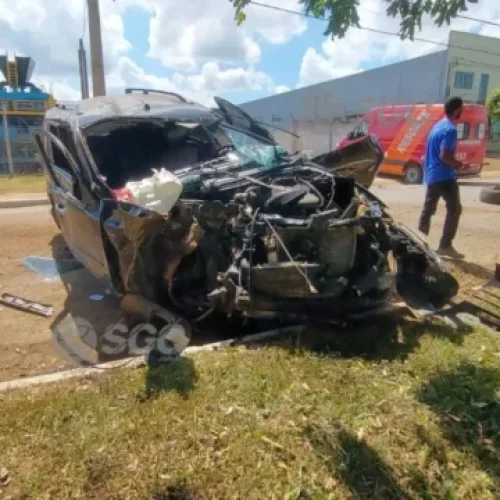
[36,124,113,287]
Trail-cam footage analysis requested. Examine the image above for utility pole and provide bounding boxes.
[1,100,15,178]
[87,0,106,97]
[78,39,90,99]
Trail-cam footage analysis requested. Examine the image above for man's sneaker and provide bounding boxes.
[437,246,465,260]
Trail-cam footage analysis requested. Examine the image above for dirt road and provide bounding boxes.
[0,206,123,382]
[372,175,500,267]
[0,177,499,382]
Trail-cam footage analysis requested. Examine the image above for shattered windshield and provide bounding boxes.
[208,122,287,169]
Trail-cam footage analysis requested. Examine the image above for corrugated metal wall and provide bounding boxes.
[241,51,448,155]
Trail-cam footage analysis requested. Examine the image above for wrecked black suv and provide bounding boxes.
[37,88,458,330]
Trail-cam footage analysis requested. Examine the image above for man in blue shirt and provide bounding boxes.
[418,97,469,260]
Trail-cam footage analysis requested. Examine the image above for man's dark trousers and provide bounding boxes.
[418,179,462,249]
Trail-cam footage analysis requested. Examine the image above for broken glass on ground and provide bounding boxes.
[22,256,83,281]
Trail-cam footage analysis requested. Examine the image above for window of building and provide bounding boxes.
[478,73,490,104]
[454,71,474,90]
[456,122,470,140]
[476,123,487,140]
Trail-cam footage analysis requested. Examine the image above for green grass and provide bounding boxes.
[0,175,46,195]
[1,321,500,499]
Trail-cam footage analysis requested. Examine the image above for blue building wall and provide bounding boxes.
[240,51,448,130]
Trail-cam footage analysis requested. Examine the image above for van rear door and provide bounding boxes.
[379,105,442,177]
[455,105,488,176]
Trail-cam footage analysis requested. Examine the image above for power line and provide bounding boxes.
[358,3,500,29]
[249,1,500,58]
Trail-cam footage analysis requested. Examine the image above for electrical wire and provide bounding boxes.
[248,1,500,59]
[358,3,500,29]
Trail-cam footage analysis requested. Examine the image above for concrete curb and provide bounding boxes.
[0,197,49,209]
[0,325,305,393]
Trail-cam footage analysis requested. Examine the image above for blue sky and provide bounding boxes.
[113,0,498,105]
[1,0,498,104]
[118,2,324,103]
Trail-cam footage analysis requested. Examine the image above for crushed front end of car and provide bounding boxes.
[98,136,458,325]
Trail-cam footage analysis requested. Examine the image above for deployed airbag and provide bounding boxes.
[125,168,183,213]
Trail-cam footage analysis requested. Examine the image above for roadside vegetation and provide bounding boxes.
[0,175,46,195]
[1,318,500,499]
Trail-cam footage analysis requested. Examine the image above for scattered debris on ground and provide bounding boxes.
[0,293,53,318]
[0,467,10,487]
[454,263,500,332]
[22,255,82,280]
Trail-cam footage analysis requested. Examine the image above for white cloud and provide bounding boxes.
[0,0,279,103]
[106,57,275,107]
[298,0,500,87]
[145,0,306,71]
[299,47,361,86]
[0,0,130,80]
[275,85,291,94]
[175,62,274,93]
[38,79,81,101]
[106,56,213,105]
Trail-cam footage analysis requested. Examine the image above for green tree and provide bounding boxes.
[229,0,469,40]
[487,88,500,121]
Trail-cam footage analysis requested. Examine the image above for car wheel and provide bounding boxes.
[479,185,500,205]
[403,162,423,184]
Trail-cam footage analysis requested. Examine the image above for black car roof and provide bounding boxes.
[46,93,214,129]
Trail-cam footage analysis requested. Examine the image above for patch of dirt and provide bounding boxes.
[390,202,499,299]
[0,208,124,382]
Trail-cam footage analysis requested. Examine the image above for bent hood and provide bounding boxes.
[312,134,383,188]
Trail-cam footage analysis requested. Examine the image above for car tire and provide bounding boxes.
[479,185,500,205]
[403,162,423,184]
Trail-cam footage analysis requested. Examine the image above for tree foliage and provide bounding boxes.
[229,0,469,40]
[487,88,500,121]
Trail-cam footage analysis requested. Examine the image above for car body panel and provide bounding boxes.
[312,134,383,188]
[36,129,113,286]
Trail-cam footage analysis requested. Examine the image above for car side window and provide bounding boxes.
[46,124,83,200]
[349,123,364,139]
[456,123,470,141]
[352,122,368,138]
[475,123,486,140]
[49,127,74,175]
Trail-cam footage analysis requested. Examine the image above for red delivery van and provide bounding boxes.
[338,103,488,184]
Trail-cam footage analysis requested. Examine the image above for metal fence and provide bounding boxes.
[0,112,43,176]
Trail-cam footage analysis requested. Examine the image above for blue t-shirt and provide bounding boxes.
[424,117,457,185]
